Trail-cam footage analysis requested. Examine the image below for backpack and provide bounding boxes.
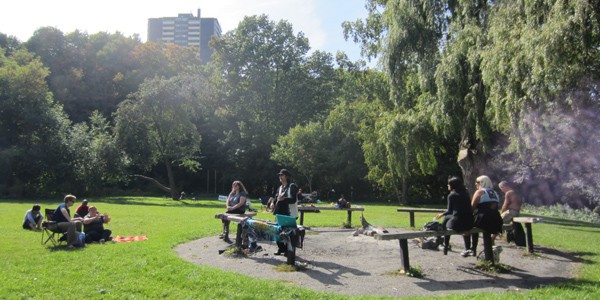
[421,221,443,250]
[423,221,443,231]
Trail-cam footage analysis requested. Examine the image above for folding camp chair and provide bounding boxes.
[41,208,66,246]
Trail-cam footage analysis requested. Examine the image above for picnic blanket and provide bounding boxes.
[112,235,148,243]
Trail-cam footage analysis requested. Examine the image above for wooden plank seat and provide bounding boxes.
[396,207,445,228]
[298,205,365,228]
[375,227,496,272]
[214,212,303,265]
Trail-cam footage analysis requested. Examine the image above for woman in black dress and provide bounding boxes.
[435,177,474,255]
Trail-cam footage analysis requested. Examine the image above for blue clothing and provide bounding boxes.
[479,188,499,204]
[53,203,70,223]
[228,192,248,207]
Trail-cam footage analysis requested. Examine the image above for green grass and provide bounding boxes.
[1,197,599,299]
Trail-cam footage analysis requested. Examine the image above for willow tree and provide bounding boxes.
[347,0,600,206]
[344,0,450,203]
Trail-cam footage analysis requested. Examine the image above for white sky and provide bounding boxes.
[0,0,371,63]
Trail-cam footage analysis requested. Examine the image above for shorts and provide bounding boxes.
[501,209,520,223]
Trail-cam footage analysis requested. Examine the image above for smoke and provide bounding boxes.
[492,79,600,209]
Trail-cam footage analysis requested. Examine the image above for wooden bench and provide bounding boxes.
[214,212,257,249]
[397,207,445,228]
[375,228,494,272]
[298,205,365,228]
[214,212,302,265]
[510,217,543,253]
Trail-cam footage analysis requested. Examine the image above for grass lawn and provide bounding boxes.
[1,197,599,299]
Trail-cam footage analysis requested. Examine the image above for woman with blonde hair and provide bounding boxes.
[219,181,248,242]
[461,175,503,257]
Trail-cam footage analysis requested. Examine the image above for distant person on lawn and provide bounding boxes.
[53,194,83,249]
[74,199,89,218]
[83,206,112,243]
[22,204,44,230]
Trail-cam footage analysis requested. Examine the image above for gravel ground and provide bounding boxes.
[176,227,579,298]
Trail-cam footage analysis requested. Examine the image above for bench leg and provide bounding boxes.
[482,232,494,263]
[299,211,305,225]
[346,211,352,228]
[235,223,243,248]
[409,212,415,228]
[524,223,534,253]
[399,239,410,271]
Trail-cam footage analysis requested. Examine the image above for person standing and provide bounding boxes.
[22,204,44,230]
[435,177,474,255]
[53,194,83,249]
[461,175,503,257]
[219,181,248,242]
[271,169,298,255]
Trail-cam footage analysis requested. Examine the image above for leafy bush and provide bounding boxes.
[523,203,600,224]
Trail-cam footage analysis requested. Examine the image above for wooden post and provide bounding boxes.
[235,223,243,248]
[482,232,494,263]
[346,210,352,227]
[399,239,410,271]
[409,212,415,228]
[524,223,534,253]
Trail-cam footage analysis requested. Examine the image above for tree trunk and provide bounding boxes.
[165,159,178,200]
[457,145,490,197]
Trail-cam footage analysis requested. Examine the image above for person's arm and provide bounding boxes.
[225,192,233,209]
[231,195,247,210]
[83,214,100,225]
[436,194,453,220]
[60,207,71,222]
[501,191,512,213]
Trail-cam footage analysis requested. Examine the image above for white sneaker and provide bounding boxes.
[99,239,105,244]
[460,249,474,257]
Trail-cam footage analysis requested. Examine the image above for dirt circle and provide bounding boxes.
[176,227,579,297]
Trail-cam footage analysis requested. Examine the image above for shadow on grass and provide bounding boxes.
[534,246,597,265]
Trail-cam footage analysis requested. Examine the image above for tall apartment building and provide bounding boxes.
[148,9,222,64]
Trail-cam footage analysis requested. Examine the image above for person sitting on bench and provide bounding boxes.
[219,180,248,242]
[499,181,522,223]
[435,177,474,255]
[463,175,503,257]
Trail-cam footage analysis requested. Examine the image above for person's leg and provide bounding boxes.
[59,222,77,245]
[471,232,479,253]
[102,229,112,241]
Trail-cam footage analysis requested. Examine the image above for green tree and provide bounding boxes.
[0,48,72,195]
[114,75,204,199]
[70,111,129,194]
[207,15,339,191]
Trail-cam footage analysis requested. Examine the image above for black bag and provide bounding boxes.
[423,221,443,231]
